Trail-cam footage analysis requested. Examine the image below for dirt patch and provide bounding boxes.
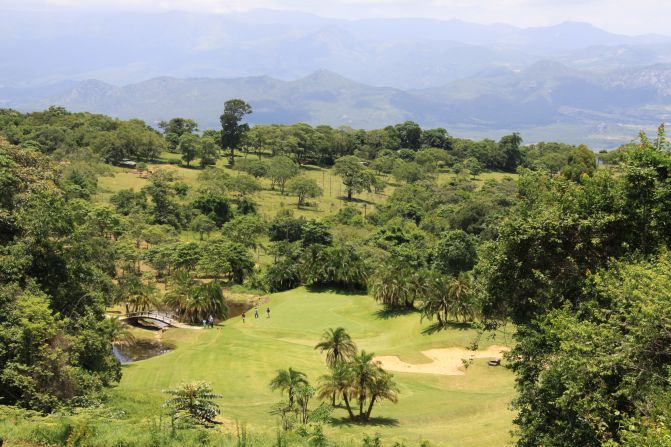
[374,345,510,376]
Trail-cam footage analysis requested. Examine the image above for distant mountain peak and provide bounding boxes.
[299,69,359,86]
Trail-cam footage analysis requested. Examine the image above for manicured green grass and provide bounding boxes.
[111,288,515,446]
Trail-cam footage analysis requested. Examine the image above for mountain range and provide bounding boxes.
[3,62,669,148]
[2,9,671,147]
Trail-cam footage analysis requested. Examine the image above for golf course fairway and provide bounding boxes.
[112,288,515,446]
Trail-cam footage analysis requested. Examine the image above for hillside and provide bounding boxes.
[4,65,670,148]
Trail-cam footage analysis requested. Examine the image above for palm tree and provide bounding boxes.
[420,271,452,325]
[314,327,357,367]
[127,282,159,313]
[369,263,411,308]
[348,351,399,421]
[369,264,427,309]
[103,317,136,345]
[164,270,194,319]
[165,273,228,324]
[349,350,379,420]
[448,272,475,322]
[269,368,309,406]
[163,381,222,425]
[363,369,399,421]
[317,362,355,419]
[315,327,357,406]
[191,280,228,322]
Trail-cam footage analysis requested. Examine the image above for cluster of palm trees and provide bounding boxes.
[117,269,228,328]
[119,272,160,313]
[420,271,475,324]
[315,328,398,422]
[269,327,399,425]
[164,272,229,324]
[370,265,476,325]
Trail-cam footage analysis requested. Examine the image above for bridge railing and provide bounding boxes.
[121,310,179,325]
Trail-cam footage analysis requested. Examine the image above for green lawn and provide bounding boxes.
[112,288,516,446]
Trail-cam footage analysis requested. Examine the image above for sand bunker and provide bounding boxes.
[374,345,510,376]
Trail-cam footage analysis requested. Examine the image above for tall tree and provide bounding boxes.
[287,177,322,207]
[432,230,477,276]
[266,156,299,194]
[317,363,355,418]
[178,133,199,167]
[220,99,252,166]
[158,117,198,153]
[560,144,596,182]
[348,351,399,421]
[315,327,357,406]
[270,368,309,406]
[333,155,375,201]
[479,126,671,446]
[199,136,219,168]
[499,132,523,172]
[314,328,357,368]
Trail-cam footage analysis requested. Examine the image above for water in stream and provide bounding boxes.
[113,339,173,364]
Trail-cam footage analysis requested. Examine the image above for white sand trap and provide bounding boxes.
[374,345,510,376]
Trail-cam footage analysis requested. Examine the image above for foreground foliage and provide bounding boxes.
[478,126,671,446]
[163,382,222,426]
[0,140,119,411]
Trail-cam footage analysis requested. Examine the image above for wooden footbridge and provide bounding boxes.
[119,311,182,327]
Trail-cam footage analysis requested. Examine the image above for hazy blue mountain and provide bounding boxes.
[2,9,670,89]
[3,71,434,129]
[3,65,670,149]
[3,9,671,148]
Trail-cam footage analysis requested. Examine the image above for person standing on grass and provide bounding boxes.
[242,312,246,323]
[208,315,214,328]
[254,305,259,319]
[266,307,270,318]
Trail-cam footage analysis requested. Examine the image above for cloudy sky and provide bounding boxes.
[2,0,669,35]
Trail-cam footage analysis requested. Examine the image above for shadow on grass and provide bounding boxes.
[305,285,367,296]
[337,196,376,205]
[330,416,399,427]
[374,307,418,320]
[299,164,324,172]
[421,321,474,335]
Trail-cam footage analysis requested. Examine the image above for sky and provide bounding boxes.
[1,0,669,36]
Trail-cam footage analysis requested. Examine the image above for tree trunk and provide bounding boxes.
[359,393,365,420]
[347,189,352,201]
[230,147,235,166]
[332,390,336,407]
[365,395,377,421]
[343,393,355,420]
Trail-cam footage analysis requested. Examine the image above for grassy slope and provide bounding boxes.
[113,288,515,447]
[96,152,518,219]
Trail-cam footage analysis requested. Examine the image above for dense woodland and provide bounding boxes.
[0,102,668,447]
